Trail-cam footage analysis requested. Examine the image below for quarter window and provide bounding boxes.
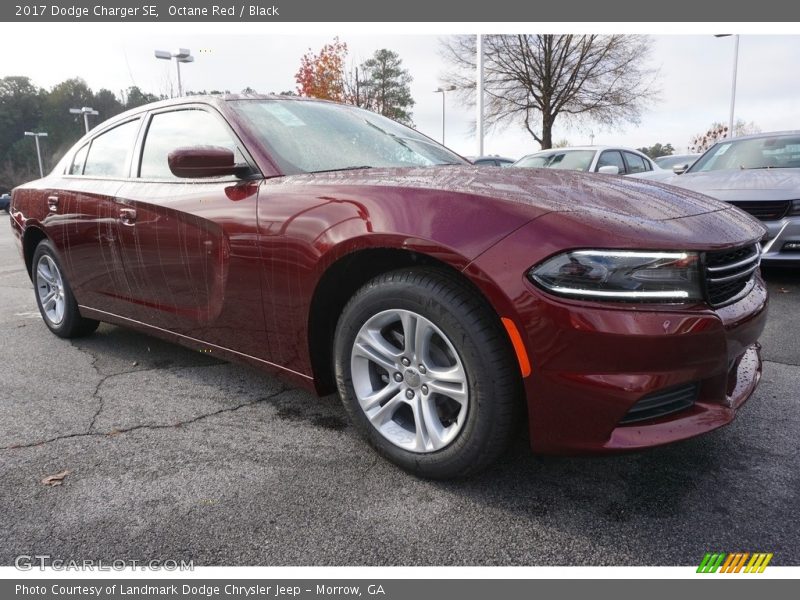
[83,119,141,178]
[139,109,242,179]
[68,144,89,175]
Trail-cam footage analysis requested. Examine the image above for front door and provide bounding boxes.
[113,106,267,358]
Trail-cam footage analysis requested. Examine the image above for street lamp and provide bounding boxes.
[155,48,194,97]
[69,106,99,134]
[476,34,485,156]
[24,131,48,177]
[434,85,457,145]
[714,34,740,137]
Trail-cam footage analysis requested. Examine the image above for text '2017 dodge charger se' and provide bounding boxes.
[9,96,768,478]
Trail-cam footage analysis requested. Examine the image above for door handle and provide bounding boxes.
[119,207,137,226]
[47,196,59,212]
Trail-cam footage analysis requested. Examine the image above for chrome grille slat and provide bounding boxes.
[703,244,760,307]
[707,263,760,284]
[706,251,760,273]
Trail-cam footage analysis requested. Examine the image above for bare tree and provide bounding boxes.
[441,34,658,149]
[688,119,761,153]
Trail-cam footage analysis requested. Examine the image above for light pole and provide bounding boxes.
[715,34,740,137]
[155,48,194,97]
[24,131,48,177]
[476,34,485,156]
[69,106,99,134]
[434,85,456,145]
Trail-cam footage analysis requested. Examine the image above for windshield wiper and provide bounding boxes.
[309,165,373,174]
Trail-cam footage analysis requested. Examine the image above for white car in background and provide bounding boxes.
[511,146,669,179]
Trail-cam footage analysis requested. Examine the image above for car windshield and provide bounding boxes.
[228,99,466,174]
[513,150,595,171]
[689,135,800,172]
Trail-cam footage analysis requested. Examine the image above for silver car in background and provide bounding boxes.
[666,131,800,265]
[655,153,701,175]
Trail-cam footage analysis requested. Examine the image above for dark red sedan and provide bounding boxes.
[9,95,768,478]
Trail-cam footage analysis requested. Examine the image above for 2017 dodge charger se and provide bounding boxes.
[9,95,768,478]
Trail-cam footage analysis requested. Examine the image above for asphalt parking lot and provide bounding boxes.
[0,222,798,567]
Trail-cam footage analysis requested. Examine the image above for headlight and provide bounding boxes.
[528,250,702,302]
[789,199,800,216]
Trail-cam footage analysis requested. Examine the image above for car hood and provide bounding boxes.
[665,168,800,201]
[286,166,730,222]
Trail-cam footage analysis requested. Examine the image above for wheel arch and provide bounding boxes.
[306,244,519,396]
[22,225,48,279]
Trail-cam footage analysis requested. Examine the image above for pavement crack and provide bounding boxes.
[764,359,800,368]
[0,384,288,452]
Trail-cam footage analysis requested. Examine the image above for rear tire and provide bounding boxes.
[32,240,99,339]
[334,267,522,479]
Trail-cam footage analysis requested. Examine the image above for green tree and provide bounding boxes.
[38,78,96,163]
[0,77,42,148]
[91,88,124,123]
[353,49,415,125]
[637,143,674,159]
[123,86,159,110]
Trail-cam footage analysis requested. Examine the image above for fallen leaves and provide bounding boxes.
[41,470,71,486]
[777,287,791,294]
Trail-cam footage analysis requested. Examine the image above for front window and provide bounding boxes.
[513,150,596,171]
[689,135,800,173]
[228,99,465,174]
[139,109,244,179]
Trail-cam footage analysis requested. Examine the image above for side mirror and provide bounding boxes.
[168,146,244,178]
[672,164,689,175]
[598,165,620,175]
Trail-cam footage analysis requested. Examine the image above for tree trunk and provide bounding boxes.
[541,114,553,150]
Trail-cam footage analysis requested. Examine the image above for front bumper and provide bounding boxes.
[760,215,800,263]
[519,276,768,453]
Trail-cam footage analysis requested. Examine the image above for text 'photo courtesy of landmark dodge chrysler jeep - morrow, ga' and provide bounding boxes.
[10,95,768,478]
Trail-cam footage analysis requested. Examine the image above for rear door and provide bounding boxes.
[50,117,142,315]
[113,105,267,357]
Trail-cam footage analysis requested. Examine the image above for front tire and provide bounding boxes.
[32,240,99,338]
[334,268,522,479]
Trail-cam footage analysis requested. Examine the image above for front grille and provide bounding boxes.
[703,244,760,307]
[728,200,790,221]
[619,383,699,425]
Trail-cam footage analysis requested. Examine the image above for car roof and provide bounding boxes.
[91,94,332,132]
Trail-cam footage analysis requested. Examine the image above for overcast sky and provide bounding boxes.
[3,29,798,158]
